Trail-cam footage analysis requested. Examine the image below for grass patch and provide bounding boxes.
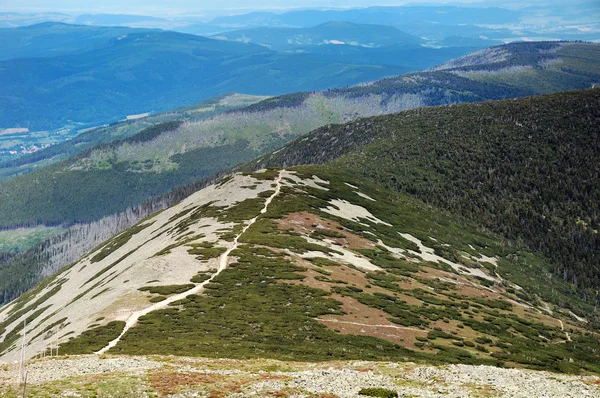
[187,242,226,260]
[190,271,214,284]
[150,296,167,303]
[139,284,195,296]
[359,388,398,398]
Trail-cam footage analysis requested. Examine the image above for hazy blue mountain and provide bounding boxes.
[0,24,409,131]
[203,7,528,44]
[284,44,487,69]
[171,23,231,36]
[0,12,172,29]
[211,22,422,51]
[210,22,494,69]
[440,36,500,48]
[210,6,521,28]
[74,14,167,26]
[0,22,151,61]
[0,11,72,28]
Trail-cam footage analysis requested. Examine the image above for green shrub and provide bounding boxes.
[359,387,398,398]
[59,321,125,355]
[149,296,167,303]
[139,284,194,295]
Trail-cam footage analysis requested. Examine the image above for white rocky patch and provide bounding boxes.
[354,191,376,201]
[321,199,392,227]
[569,311,588,323]
[301,247,380,272]
[375,240,408,259]
[295,229,380,272]
[283,170,330,191]
[399,233,496,282]
[477,253,499,266]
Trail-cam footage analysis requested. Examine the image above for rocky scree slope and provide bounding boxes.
[1,356,599,397]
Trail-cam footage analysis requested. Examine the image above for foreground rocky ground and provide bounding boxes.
[1,355,599,397]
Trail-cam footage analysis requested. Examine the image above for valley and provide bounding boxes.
[0,3,599,396]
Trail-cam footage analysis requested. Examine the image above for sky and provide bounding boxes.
[0,0,536,16]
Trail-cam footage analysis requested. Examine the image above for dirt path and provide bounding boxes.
[558,319,571,342]
[319,318,427,333]
[96,170,284,354]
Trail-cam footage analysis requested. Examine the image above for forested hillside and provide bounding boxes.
[0,22,150,60]
[258,88,600,305]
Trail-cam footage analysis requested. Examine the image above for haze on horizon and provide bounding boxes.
[0,0,576,17]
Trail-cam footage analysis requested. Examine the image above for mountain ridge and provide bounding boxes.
[211,21,423,51]
[1,163,598,375]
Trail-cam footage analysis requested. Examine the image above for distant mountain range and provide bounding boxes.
[3,2,599,42]
[0,23,412,132]
[209,6,519,29]
[0,22,152,61]
[1,21,501,135]
[211,21,423,50]
[208,21,495,69]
